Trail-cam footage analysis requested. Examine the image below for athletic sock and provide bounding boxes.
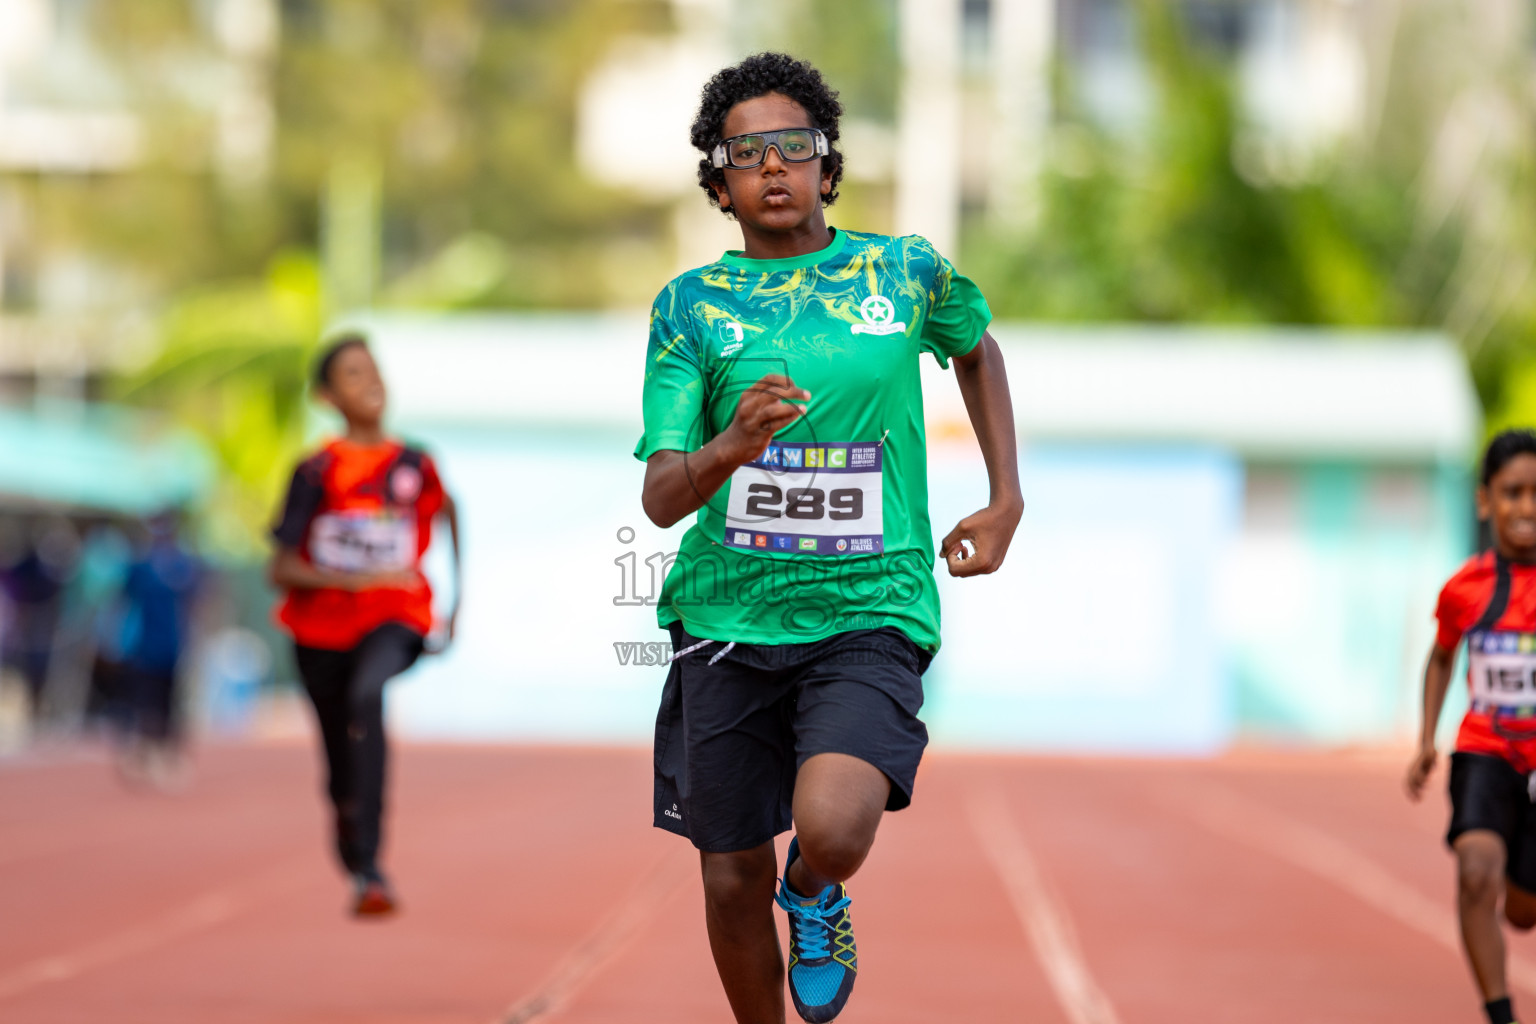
[1486,996,1516,1024]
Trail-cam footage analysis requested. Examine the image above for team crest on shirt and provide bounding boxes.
[389,464,423,504]
[850,294,906,336]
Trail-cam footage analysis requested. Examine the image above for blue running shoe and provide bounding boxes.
[776,836,857,1023]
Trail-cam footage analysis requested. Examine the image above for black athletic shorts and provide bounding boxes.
[653,622,931,854]
[1447,751,1536,891]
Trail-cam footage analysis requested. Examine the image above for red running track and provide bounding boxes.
[0,741,1524,1023]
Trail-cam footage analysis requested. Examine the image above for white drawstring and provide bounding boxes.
[665,638,737,665]
[667,638,714,663]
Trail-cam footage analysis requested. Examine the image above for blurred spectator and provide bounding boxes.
[71,523,133,727]
[113,512,203,788]
[0,517,79,723]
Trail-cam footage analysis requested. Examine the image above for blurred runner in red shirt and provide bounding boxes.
[270,334,461,918]
[1408,429,1536,1024]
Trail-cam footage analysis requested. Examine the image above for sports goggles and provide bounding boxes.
[711,128,828,169]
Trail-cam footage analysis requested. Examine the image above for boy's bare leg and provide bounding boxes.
[697,754,894,1024]
[701,844,784,1024]
[787,752,890,895]
[1456,830,1511,1001]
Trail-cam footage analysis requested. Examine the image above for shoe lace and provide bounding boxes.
[775,882,851,961]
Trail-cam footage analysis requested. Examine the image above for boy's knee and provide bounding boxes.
[1458,858,1503,908]
[701,849,776,911]
[794,829,872,884]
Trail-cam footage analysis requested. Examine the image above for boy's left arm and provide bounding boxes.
[437,490,462,649]
[942,331,1023,577]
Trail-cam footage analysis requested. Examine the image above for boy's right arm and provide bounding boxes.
[1405,641,1458,800]
[640,374,810,528]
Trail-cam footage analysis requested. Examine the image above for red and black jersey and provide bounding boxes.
[272,438,445,651]
[1435,550,1536,766]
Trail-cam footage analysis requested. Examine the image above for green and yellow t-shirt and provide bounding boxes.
[634,228,991,650]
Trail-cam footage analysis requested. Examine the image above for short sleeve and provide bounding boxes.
[272,461,324,549]
[1434,580,1466,652]
[919,243,992,369]
[633,290,707,462]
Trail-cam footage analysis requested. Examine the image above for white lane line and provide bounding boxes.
[0,861,308,1002]
[495,847,695,1024]
[1166,780,1536,998]
[967,785,1125,1024]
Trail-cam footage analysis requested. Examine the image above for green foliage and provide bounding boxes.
[972,3,1404,326]
[737,0,899,123]
[273,0,675,308]
[11,0,676,313]
[966,0,1536,433]
[118,253,322,557]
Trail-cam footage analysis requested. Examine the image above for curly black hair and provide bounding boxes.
[689,52,845,218]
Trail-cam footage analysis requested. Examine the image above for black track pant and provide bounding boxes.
[294,624,422,878]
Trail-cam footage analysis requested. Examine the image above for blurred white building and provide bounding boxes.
[0,0,277,397]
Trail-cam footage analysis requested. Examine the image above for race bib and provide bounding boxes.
[723,440,883,557]
[1468,631,1536,708]
[309,510,417,573]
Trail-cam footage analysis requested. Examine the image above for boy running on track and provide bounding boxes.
[635,54,1022,1023]
[270,333,461,917]
[1408,429,1536,1024]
